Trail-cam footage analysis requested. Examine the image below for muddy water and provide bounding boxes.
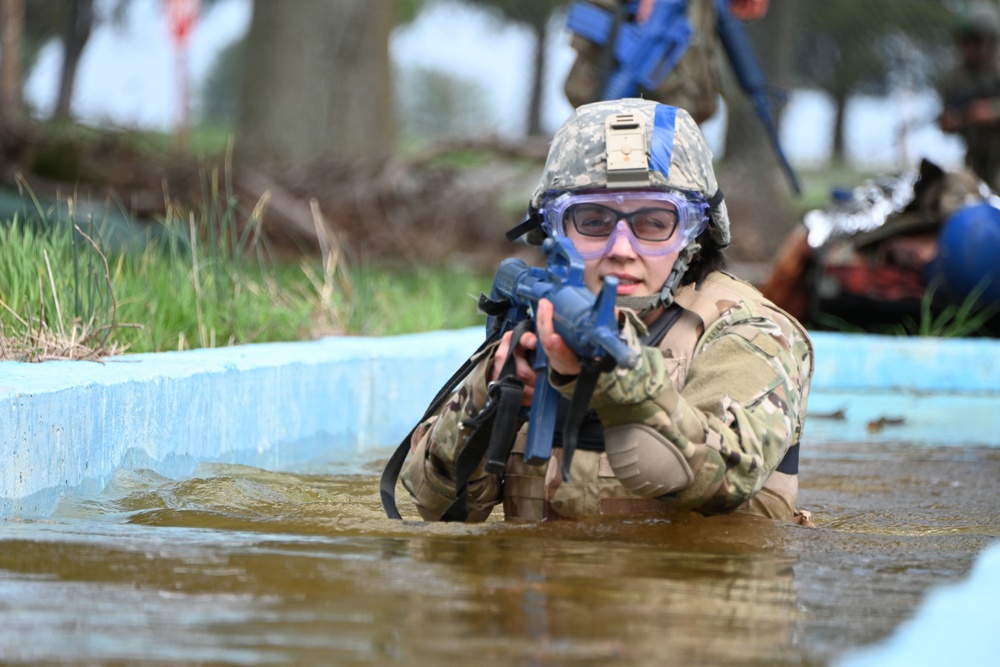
[1,440,998,666]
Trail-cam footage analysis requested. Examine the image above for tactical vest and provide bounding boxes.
[502,271,813,524]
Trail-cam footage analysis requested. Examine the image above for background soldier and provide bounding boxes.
[563,0,770,123]
[938,2,1000,192]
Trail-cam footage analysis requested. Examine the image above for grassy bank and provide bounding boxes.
[0,201,488,361]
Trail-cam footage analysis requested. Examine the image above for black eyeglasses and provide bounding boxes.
[564,203,679,242]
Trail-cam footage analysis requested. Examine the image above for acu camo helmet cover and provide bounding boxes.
[529,98,730,249]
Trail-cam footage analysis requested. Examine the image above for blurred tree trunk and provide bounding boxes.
[526,17,547,136]
[831,87,847,161]
[0,0,24,128]
[719,0,799,263]
[237,0,395,168]
[53,0,94,120]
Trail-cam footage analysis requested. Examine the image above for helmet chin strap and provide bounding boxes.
[614,242,701,317]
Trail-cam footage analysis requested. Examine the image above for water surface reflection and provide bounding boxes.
[0,441,997,665]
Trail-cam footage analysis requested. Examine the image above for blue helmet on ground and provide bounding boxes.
[933,203,1000,303]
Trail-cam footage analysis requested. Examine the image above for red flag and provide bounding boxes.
[165,0,200,46]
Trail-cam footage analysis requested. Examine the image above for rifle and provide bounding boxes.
[480,236,638,482]
[567,0,802,196]
[378,236,637,521]
[715,0,802,195]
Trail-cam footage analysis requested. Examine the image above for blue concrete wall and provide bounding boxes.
[806,332,1000,446]
[0,329,485,520]
[2,329,999,519]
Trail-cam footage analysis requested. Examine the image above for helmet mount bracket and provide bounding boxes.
[605,114,651,190]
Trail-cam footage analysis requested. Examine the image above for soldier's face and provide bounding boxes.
[566,196,682,302]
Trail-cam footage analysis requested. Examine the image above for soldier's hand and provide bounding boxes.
[636,0,655,23]
[492,329,538,406]
[536,299,582,378]
[939,108,964,132]
[729,0,769,21]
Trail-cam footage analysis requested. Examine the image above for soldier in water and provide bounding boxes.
[395,99,814,525]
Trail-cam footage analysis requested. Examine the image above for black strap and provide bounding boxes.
[708,188,724,209]
[505,210,543,242]
[776,442,799,475]
[379,330,502,520]
[640,302,684,347]
[439,319,533,522]
[559,355,616,481]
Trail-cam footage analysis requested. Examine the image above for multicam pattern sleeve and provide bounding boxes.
[399,345,504,521]
[559,299,813,514]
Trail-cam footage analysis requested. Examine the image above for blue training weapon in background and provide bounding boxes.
[484,236,638,478]
[714,0,801,195]
[567,0,692,101]
[566,0,802,196]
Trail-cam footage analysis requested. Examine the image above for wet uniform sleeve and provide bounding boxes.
[399,346,503,522]
[556,308,810,514]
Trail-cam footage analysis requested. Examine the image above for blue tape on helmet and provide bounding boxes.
[650,104,676,179]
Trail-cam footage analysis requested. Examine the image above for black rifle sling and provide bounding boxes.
[641,302,684,347]
[439,319,533,522]
[380,330,502,520]
[559,354,616,482]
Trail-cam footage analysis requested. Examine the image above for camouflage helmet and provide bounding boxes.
[521,98,730,249]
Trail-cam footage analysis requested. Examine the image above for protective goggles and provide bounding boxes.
[539,191,709,259]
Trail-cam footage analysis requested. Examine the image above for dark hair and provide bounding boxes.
[682,233,728,286]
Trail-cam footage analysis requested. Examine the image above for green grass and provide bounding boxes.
[795,160,882,213]
[0,184,489,360]
[6,130,973,360]
[889,280,1000,338]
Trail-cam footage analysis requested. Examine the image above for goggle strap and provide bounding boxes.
[506,210,543,241]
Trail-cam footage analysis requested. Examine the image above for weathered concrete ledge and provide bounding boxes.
[805,332,1000,446]
[0,329,485,519]
[2,329,999,519]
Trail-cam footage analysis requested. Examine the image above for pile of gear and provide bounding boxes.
[762,159,1000,336]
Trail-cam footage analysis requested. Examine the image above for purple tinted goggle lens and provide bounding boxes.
[541,191,708,259]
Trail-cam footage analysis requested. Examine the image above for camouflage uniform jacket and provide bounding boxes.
[400,270,814,523]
